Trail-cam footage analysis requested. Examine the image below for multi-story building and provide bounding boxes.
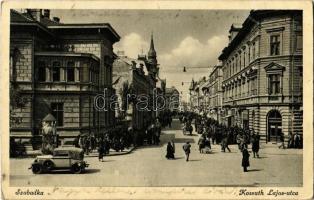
[219,10,302,142]
[165,86,180,112]
[10,9,120,148]
[189,79,197,111]
[189,77,206,114]
[207,64,223,123]
[112,52,153,131]
[138,34,160,120]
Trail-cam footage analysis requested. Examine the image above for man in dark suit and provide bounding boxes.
[183,141,191,162]
[242,146,250,172]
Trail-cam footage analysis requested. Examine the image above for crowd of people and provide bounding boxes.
[174,111,303,172]
[75,113,175,161]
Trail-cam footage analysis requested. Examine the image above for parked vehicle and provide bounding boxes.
[29,147,88,174]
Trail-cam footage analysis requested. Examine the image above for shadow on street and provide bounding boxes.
[173,138,195,143]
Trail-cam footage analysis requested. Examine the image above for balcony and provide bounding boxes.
[35,81,100,92]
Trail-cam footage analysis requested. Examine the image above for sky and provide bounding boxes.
[50,9,250,99]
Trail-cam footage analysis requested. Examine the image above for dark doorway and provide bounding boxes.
[267,110,282,142]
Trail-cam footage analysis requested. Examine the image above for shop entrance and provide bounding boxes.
[267,110,282,142]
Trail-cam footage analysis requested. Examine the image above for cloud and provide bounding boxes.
[114,33,149,58]
[159,35,228,72]
[113,33,228,99]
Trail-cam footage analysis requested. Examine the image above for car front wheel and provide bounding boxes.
[43,160,54,171]
[32,164,42,174]
[71,164,82,174]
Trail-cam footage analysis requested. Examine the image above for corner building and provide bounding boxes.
[219,10,302,143]
[10,9,120,148]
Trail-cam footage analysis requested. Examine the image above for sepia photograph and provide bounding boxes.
[1,0,313,199]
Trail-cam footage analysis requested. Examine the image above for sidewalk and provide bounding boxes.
[24,146,136,158]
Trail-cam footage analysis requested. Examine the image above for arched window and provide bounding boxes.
[11,47,21,82]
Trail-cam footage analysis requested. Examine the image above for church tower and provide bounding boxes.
[146,33,158,78]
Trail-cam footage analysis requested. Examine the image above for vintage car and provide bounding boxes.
[30,147,89,174]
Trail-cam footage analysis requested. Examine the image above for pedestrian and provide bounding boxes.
[98,139,104,162]
[186,120,193,135]
[104,137,110,155]
[236,133,242,150]
[242,146,250,172]
[198,136,205,153]
[168,116,172,128]
[182,141,191,162]
[204,136,211,149]
[165,142,175,159]
[221,134,231,152]
[294,134,301,149]
[251,133,260,158]
[287,132,293,148]
[278,133,285,149]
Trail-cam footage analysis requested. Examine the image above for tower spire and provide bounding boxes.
[148,31,156,59]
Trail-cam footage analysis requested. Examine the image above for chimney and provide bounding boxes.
[27,9,42,21]
[43,9,50,18]
[53,17,60,23]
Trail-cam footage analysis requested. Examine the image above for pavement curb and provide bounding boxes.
[12,147,137,159]
[85,147,136,158]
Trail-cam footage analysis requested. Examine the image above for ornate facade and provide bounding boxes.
[207,64,223,123]
[10,9,120,148]
[165,87,180,112]
[219,10,302,142]
[113,34,163,130]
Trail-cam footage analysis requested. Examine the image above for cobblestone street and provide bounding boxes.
[10,119,302,187]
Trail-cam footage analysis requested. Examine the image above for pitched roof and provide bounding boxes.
[40,17,60,26]
[219,10,302,60]
[11,10,120,43]
[10,9,34,23]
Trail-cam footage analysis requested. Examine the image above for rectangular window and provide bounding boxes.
[67,68,75,82]
[37,61,46,82]
[52,68,60,82]
[52,61,61,82]
[243,51,246,67]
[299,68,303,95]
[90,70,93,82]
[239,54,242,70]
[248,46,251,63]
[236,57,238,72]
[252,42,256,59]
[269,74,280,94]
[296,35,302,50]
[51,103,64,126]
[67,61,75,82]
[270,35,280,55]
[81,63,90,82]
[251,78,257,95]
[38,67,46,82]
